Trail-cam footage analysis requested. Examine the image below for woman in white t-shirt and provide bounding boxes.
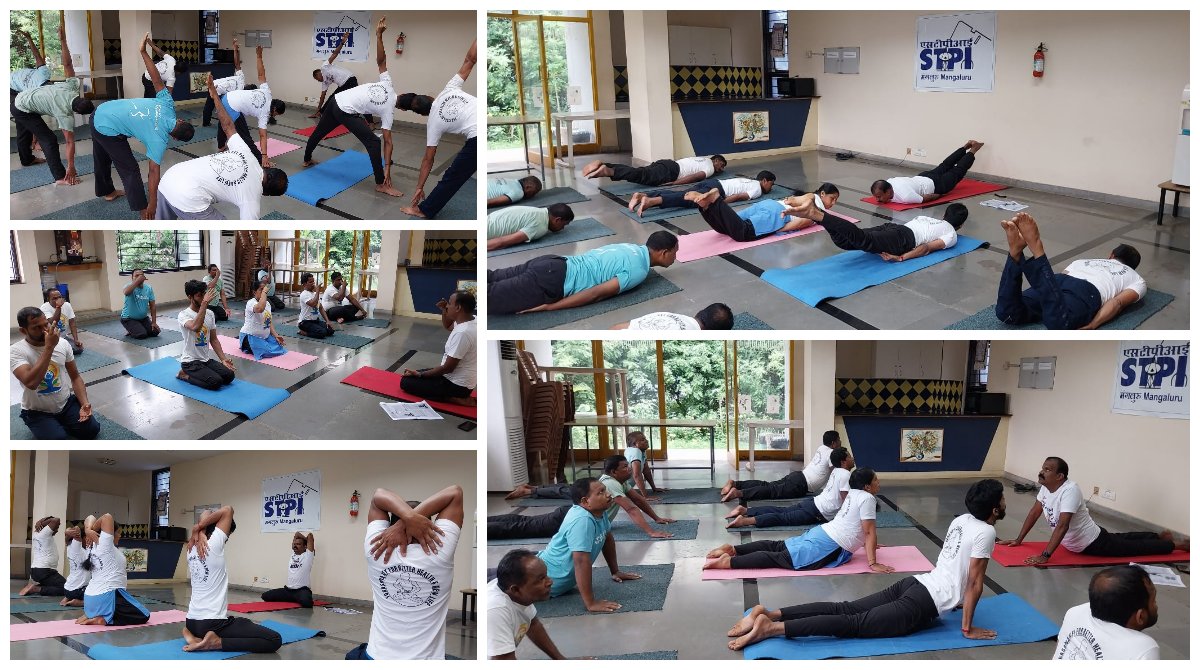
[261,532,316,608]
[60,519,94,606]
[727,479,1006,650]
[238,278,287,360]
[487,549,567,659]
[706,468,893,573]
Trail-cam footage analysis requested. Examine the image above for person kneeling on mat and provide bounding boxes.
[257,257,285,312]
[262,532,316,608]
[20,515,67,597]
[727,479,1006,650]
[401,290,477,405]
[347,485,464,660]
[12,308,100,439]
[1053,564,1161,660]
[322,272,368,324]
[686,184,839,243]
[870,140,984,204]
[205,265,232,322]
[721,430,842,503]
[488,549,569,660]
[121,270,162,339]
[78,513,152,626]
[706,468,895,574]
[41,288,84,354]
[297,273,337,339]
[487,176,543,208]
[60,517,95,606]
[1001,457,1188,564]
[183,506,284,653]
[726,447,853,529]
[487,204,575,252]
[628,171,778,218]
[239,278,287,360]
[177,279,236,390]
[612,302,734,331]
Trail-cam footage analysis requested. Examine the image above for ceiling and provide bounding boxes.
[65,451,230,474]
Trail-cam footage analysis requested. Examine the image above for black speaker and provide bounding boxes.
[966,392,1007,415]
[778,77,816,98]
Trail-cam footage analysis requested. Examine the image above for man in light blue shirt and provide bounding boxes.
[11,29,50,99]
[121,269,161,339]
[487,231,678,315]
[487,176,543,208]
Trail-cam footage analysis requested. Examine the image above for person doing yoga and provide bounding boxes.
[488,549,569,660]
[261,532,316,608]
[20,516,66,596]
[870,140,984,204]
[582,154,727,186]
[59,519,94,606]
[726,447,854,529]
[721,430,842,503]
[684,184,840,243]
[176,279,236,390]
[78,514,151,626]
[627,171,777,217]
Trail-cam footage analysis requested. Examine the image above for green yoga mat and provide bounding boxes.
[70,348,121,373]
[946,289,1175,330]
[80,320,182,348]
[599,179,661,197]
[36,197,145,220]
[488,218,617,257]
[262,211,295,220]
[490,186,590,210]
[726,508,914,533]
[11,125,93,153]
[9,404,144,440]
[351,318,391,328]
[733,312,772,330]
[534,563,675,618]
[488,519,700,546]
[489,272,681,330]
[275,324,374,349]
[11,151,149,193]
[424,177,477,220]
[11,601,82,613]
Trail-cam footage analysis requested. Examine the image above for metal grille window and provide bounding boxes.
[116,231,204,274]
[9,231,21,284]
[968,340,991,390]
[763,10,789,97]
[152,468,170,528]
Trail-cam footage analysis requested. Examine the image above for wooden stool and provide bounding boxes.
[1157,181,1189,226]
[460,588,477,625]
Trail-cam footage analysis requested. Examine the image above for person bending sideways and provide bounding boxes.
[707,468,895,574]
[488,549,569,660]
[322,271,368,324]
[204,265,232,322]
[686,186,840,243]
[487,204,575,251]
[345,485,464,660]
[727,478,1006,650]
[296,273,337,339]
[628,171,779,217]
[11,308,99,439]
[60,519,94,606]
[488,176,543,208]
[487,231,679,315]
[310,31,371,123]
[183,506,283,653]
[722,430,843,503]
[239,278,287,360]
[78,513,151,626]
[582,154,727,187]
[535,478,641,613]
[1001,457,1187,564]
[20,516,66,596]
[996,212,1147,330]
[216,45,286,168]
[1052,565,1161,660]
[598,455,676,539]
[726,447,854,529]
[262,532,316,608]
[870,140,984,204]
[41,288,84,354]
[203,37,258,126]
[140,36,186,98]
[623,431,665,498]
[11,28,51,99]
[401,291,477,405]
[176,280,236,390]
[121,270,161,339]
[612,302,734,331]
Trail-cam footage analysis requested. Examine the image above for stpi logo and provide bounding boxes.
[1119,343,1189,390]
[918,20,992,74]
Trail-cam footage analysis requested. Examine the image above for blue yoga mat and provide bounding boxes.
[123,356,289,419]
[87,619,325,660]
[11,151,150,193]
[742,593,1058,660]
[727,508,913,533]
[285,150,375,206]
[488,518,700,546]
[946,288,1175,330]
[424,177,477,221]
[761,236,987,307]
[9,403,145,440]
[488,218,616,257]
[71,348,121,373]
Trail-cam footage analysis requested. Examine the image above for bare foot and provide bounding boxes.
[728,604,768,637]
[505,484,534,500]
[581,160,603,178]
[102,190,125,202]
[54,177,76,186]
[77,615,107,626]
[1000,219,1025,259]
[1012,212,1044,258]
[706,543,736,559]
[637,195,656,217]
[176,370,190,382]
[628,192,643,212]
[726,515,755,529]
[724,504,748,519]
[970,140,985,153]
[685,187,720,210]
[376,184,404,197]
[703,554,733,570]
[1160,530,1189,552]
[720,487,742,503]
[63,598,84,606]
[400,205,427,218]
[729,613,782,651]
[447,395,477,407]
[182,626,200,648]
[183,630,223,652]
[720,479,735,496]
[28,157,47,165]
[19,582,37,596]
[302,160,318,167]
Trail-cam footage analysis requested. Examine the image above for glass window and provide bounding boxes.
[10,11,64,78]
[9,232,21,284]
[763,10,789,97]
[152,468,170,528]
[661,340,728,455]
[116,231,204,274]
[735,340,790,452]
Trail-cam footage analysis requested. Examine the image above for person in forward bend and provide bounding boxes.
[488,549,569,660]
[721,430,843,503]
[257,257,285,311]
[240,278,287,359]
[262,532,316,608]
[581,154,727,186]
[628,171,778,217]
[726,447,853,529]
[486,204,575,251]
[296,273,336,339]
[870,140,985,204]
[77,513,151,627]
[41,288,84,354]
[182,506,284,653]
[204,265,232,322]
[344,484,464,659]
[302,18,404,198]
[1052,565,1161,660]
[322,272,368,324]
[487,176,543,208]
[726,479,1006,650]
[19,516,66,597]
[310,31,371,123]
[203,37,255,127]
[612,303,735,331]
[59,517,95,606]
[401,290,477,405]
[683,185,839,243]
[217,44,286,167]
[141,36,186,99]
[11,307,100,439]
[176,279,236,390]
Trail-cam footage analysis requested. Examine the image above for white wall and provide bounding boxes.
[789,10,1190,203]
[67,469,152,524]
[11,230,45,323]
[666,11,762,66]
[835,340,968,380]
[989,340,1189,532]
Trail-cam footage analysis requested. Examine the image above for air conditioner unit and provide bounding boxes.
[487,340,529,490]
[219,232,236,299]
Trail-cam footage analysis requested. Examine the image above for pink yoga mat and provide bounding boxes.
[266,137,302,157]
[227,600,331,613]
[217,335,318,371]
[860,178,1006,211]
[991,542,1189,568]
[10,609,187,642]
[701,545,933,581]
[677,210,860,263]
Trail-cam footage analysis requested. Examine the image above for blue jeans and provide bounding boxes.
[750,497,824,528]
[995,254,1102,330]
[21,395,101,440]
[418,136,477,218]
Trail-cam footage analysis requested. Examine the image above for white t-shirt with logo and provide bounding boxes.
[1064,259,1148,303]
[914,513,996,613]
[1052,602,1160,660]
[904,215,958,248]
[443,319,477,390]
[887,175,936,204]
[720,177,763,200]
[336,71,396,130]
[298,290,323,323]
[31,525,58,570]
[64,539,92,591]
[821,488,877,552]
[158,134,263,220]
[10,338,75,413]
[240,297,274,340]
[287,549,314,589]
[213,70,245,97]
[675,156,715,179]
[40,301,76,335]
[84,531,127,596]
[627,312,701,331]
[187,527,230,620]
[1037,480,1102,553]
[427,75,477,145]
[486,578,537,658]
[178,307,218,364]
[802,444,835,491]
[814,467,851,520]
[365,518,460,660]
[226,82,273,129]
[320,63,353,92]
[321,285,349,311]
[144,53,177,88]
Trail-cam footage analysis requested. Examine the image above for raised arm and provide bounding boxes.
[21,30,45,68]
[1080,289,1141,330]
[148,38,166,57]
[231,37,241,72]
[307,532,315,553]
[34,516,58,531]
[140,33,165,93]
[255,44,266,83]
[375,17,387,74]
[368,487,445,561]
[456,39,477,81]
[411,484,465,528]
[58,12,74,78]
[328,31,350,65]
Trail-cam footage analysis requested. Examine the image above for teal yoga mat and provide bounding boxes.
[88,620,325,660]
[123,356,288,419]
[534,563,674,618]
[9,404,144,440]
[262,211,295,220]
[11,601,82,613]
[167,124,220,149]
[36,197,145,220]
[487,217,617,257]
[946,289,1175,330]
[488,518,700,546]
[490,186,590,209]
[71,348,121,373]
[352,318,391,328]
[488,271,681,330]
[275,324,374,349]
[80,320,183,348]
[426,177,478,220]
[726,508,914,533]
[11,125,93,153]
[285,150,375,206]
[733,312,772,330]
[11,151,149,193]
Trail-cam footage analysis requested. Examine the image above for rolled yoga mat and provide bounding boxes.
[946,289,1175,331]
[340,366,477,420]
[859,178,1006,212]
[702,545,933,581]
[123,356,289,420]
[10,403,145,440]
[87,619,326,660]
[488,218,617,258]
[285,150,375,206]
[275,324,374,350]
[990,541,1189,568]
[534,563,675,618]
[80,319,183,349]
[216,335,319,371]
[725,508,914,533]
[11,151,149,193]
[489,186,590,210]
[488,518,699,546]
[488,271,682,330]
[227,600,331,613]
[10,608,187,642]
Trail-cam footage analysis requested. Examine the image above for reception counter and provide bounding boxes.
[837,413,1010,476]
[672,97,818,159]
[119,539,186,582]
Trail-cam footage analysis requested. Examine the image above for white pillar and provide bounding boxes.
[623,11,674,162]
[31,451,70,570]
[118,11,153,101]
[803,341,837,464]
[10,452,32,576]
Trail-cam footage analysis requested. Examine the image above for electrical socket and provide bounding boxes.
[906,147,912,155]
[253,576,258,582]
[914,148,927,157]
[1102,489,1116,501]
[261,577,270,584]
[1093,486,1100,495]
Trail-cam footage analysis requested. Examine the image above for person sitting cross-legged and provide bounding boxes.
[401,290,477,405]
[296,273,337,340]
[261,532,316,608]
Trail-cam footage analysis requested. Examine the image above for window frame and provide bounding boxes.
[116,230,206,275]
[10,231,22,284]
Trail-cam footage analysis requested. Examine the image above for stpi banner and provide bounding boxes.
[262,469,322,532]
[1112,341,1189,419]
[312,12,372,63]
[915,11,995,93]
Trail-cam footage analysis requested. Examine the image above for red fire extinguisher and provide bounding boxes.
[350,490,360,518]
[395,33,405,56]
[1033,43,1047,78]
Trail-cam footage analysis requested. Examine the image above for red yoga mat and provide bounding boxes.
[293,124,350,139]
[227,600,331,613]
[860,178,1006,211]
[341,366,477,420]
[990,541,1189,568]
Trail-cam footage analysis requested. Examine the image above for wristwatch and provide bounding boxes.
[1040,550,1052,559]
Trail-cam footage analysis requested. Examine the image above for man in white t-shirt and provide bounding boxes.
[11,306,100,439]
[321,271,367,324]
[488,549,568,660]
[622,431,664,498]
[239,278,287,359]
[41,288,84,354]
[296,272,337,339]
[78,513,152,626]
[398,39,479,219]
[310,31,368,122]
[183,506,284,653]
[157,75,288,221]
[344,485,463,660]
[870,140,984,204]
[487,176,543,208]
[19,516,67,596]
[60,521,93,605]
[302,18,404,198]
[727,447,854,529]
[727,479,1005,649]
[721,431,843,504]
[1053,565,1161,660]
[582,154,727,187]
[1001,457,1185,564]
[401,290,477,405]
[218,45,286,168]
[996,212,1149,329]
[786,195,969,260]
[141,37,185,98]
[203,37,252,127]
[612,302,735,331]
[628,170,776,217]
[487,204,575,251]
[262,532,316,608]
[176,280,236,390]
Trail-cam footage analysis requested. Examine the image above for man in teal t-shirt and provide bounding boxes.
[486,176,543,208]
[120,270,161,339]
[486,204,575,252]
[92,32,195,219]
